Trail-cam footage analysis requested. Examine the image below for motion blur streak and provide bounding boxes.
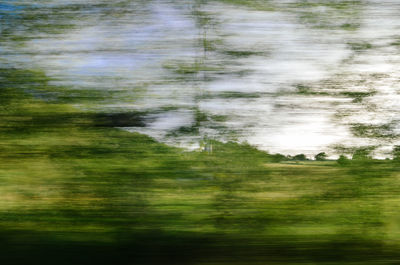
[2,1,400,264]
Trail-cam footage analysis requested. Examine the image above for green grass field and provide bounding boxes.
[1,68,400,264]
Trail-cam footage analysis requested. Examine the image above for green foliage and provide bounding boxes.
[315,152,327,161]
[163,60,222,75]
[292,0,363,30]
[352,148,372,161]
[293,153,307,161]
[270,153,288,162]
[337,155,350,165]
[223,50,264,57]
[348,41,373,51]
[342,91,377,103]
[392,145,400,162]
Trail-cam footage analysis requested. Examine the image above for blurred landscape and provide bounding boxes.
[3,0,400,264]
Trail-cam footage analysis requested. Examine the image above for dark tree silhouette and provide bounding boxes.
[315,152,327,161]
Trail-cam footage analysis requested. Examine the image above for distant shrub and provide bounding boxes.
[270,153,287,162]
[337,155,350,165]
[293,154,307,161]
[315,152,327,161]
[392,145,400,162]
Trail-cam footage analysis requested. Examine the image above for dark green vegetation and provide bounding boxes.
[3,68,400,264]
[315,152,327,161]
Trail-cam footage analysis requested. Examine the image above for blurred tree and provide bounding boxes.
[337,155,350,165]
[392,145,400,161]
[270,153,287,162]
[315,152,327,161]
[293,154,307,161]
[352,148,371,160]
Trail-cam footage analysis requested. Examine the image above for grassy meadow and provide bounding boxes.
[1,68,400,264]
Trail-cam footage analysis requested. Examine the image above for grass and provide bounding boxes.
[2,68,400,264]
